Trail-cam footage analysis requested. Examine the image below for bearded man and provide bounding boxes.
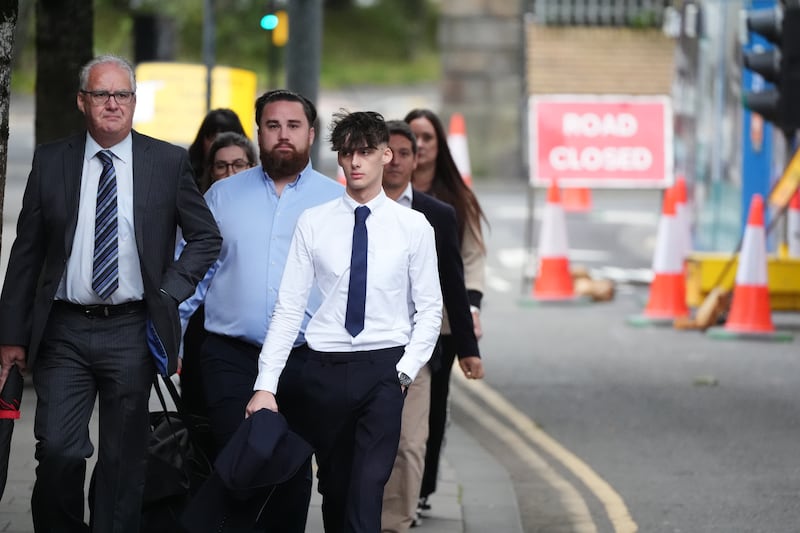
[178,89,343,532]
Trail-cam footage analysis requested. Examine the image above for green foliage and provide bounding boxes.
[10,0,441,93]
[320,0,440,87]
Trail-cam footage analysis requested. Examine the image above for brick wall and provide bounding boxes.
[527,24,674,95]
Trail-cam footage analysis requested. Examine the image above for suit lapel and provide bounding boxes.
[63,135,87,255]
[131,131,151,257]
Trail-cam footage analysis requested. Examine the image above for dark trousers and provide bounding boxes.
[31,304,153,533]
[199,334,312,533]
[180,305,209,420]
[305,346,405,533]
[420,335,456,499]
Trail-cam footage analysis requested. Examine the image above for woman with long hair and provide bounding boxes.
[188,108,247,191]
[404,108,487,512]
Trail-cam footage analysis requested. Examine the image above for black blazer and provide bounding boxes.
[411,190,480,369]
[0,130,221,375]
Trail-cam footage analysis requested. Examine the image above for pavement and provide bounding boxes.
[0,377,523,532]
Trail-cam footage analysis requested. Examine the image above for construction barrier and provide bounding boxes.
[447,112,473,188]
[530,180,586,303]
[627,187,689,326]
[673,175,692,261]
[789,190,800,257]
[707,195,793,341]
[561,187,592,213]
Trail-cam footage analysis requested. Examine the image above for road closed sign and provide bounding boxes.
[529,95,673,188]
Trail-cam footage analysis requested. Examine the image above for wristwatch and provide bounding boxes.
[398,372,412,387]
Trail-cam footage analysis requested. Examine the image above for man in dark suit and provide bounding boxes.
[0,54,221,533]
[380,120,483,532]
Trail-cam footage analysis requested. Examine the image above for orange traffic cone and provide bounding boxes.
[447,112,473,188]
[673,175,692,260]
[532,180,578,301]
[562,187,592,213]
[627,187,689,326]
[789,189,800,258]
[336,164,346,186]
[709,194,792,341]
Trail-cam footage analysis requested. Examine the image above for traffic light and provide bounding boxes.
[259,8,288,47]
[272,10,288,47]
[743,3,800,133]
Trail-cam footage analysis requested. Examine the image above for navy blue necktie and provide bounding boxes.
[92,150,119,300]
[345,205,370,337]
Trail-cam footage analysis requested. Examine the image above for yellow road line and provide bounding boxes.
[452,386,598,532]
[453,373,638,533]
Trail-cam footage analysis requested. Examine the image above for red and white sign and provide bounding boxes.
[529,95,673,188]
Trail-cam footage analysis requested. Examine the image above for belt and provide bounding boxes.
[53,300,146,318]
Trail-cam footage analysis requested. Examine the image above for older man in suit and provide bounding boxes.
[0,54,221,533]
[380,120,484,532]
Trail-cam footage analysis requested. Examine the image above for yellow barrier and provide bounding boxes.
[686,252,800,310]
[133,62,258,146]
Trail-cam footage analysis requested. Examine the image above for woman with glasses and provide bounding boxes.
[203,132,257,191]
[188,108,247,192]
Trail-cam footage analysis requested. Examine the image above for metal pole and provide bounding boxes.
[202,0,215,113]
[286,0,323,163]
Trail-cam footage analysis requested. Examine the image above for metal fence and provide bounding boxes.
[532,0,669,26]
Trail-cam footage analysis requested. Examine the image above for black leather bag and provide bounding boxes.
[141,375,213,533]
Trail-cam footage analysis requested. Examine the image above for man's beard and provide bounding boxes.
[260,145,310,178]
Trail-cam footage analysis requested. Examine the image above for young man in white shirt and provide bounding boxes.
[247,110,442,533]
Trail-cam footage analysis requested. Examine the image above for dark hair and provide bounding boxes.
[329,110,388,153]
[199,132,257,192]
[404,108,486,249]
[188,108,247,180]
[255,89,317,128]
[385,120,417,154]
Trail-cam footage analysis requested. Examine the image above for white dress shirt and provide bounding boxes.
[254,190,443,393]
[56,133,144,304]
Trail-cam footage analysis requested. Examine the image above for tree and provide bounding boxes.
[35,0,92,144]
[0,0,18,502]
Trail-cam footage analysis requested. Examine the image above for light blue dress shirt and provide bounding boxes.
[179,162,344,347]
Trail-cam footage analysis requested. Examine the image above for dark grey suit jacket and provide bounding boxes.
[411,190,480,370]
[0,130,221,375]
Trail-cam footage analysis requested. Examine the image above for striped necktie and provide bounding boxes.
[92,150,119,300]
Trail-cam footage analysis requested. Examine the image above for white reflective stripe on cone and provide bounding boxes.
[736,224,768,286]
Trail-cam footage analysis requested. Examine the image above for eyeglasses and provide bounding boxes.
[213,159,251,175]
[80,90,135,106]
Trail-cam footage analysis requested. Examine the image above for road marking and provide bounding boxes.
[452,386,599,532]
[453,373,639,533]
[498,247,612,269]
[591,210,659,226]
[487,207,659,225]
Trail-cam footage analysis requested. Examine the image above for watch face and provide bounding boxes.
[398,372,412,386]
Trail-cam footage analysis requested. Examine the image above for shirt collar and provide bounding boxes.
[398,182,414,208]
[343,188,389,213]
[84,132,132,164]
[262,160,314,190]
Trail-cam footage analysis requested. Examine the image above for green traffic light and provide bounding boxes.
[260,13,279,30]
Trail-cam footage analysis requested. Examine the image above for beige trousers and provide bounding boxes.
[380,364,432,533]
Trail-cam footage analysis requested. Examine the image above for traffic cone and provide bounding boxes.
[562,187,592,212]
[447,112,473,188]
[708,194,793,341]
[627,187,689,326]
[532,180,578,301]
[673,175,692,260]
[789,189,800,258]
[336,164,346,186]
